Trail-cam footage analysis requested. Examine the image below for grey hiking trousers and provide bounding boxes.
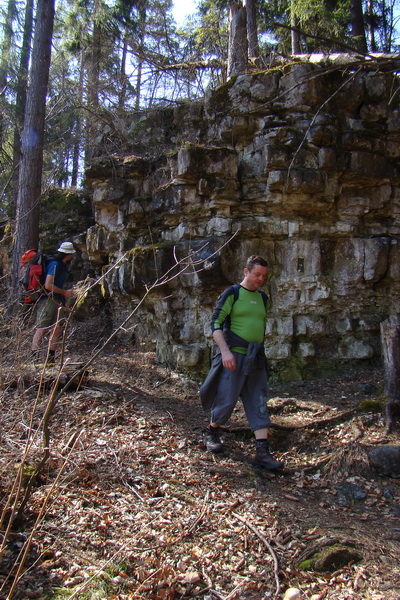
[210,351,271,431]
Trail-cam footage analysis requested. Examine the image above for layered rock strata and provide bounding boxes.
[81,62,400,380]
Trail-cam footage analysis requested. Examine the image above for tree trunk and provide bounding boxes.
[135,3,147,110]
[71,49,84,187]
[350,0,367,52]
[12,0,34,207]
[118,33,128,110]
[382,3,394,52]
[85,0,102,167]
[380,315,400,432]
[11,0,55,301]
[367,0,377,51]
[227,1,248,78]
[291,0,301,54]
[246,0,259,59]
[0,0,16,149]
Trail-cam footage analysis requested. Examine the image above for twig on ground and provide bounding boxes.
[225,579,250,599]
[64,543,129,600]
[110,448,146,503]
[2,432,84,598]
[209,589,228,600]
[232,512,281,600]
[182,489,210,537]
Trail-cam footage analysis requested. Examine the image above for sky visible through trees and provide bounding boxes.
[0,0,399,200]
[172,0,198,24]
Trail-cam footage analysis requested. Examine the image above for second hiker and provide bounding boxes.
[31,241,76,365]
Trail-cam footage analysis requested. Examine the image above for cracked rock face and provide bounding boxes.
[82,64,400,380]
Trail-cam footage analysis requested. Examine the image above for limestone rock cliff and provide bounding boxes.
[81,62,400,381]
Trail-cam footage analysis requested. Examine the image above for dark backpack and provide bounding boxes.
[20,250,54,304]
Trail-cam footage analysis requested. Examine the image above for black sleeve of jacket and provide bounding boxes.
[211,286,235,332]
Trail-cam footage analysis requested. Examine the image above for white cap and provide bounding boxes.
[57,241,76,254]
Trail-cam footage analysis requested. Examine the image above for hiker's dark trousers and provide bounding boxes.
[210,352,271,431]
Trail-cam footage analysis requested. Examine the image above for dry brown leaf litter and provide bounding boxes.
[1,337,400,600]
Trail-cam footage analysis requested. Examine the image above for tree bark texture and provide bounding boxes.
[11,0,55,300]
[12,0,34,206]
[0,0,16,148]
[246,0,259,58]
[85,0,102,166]
[291,1,301,55]
[380,315,400,432]
[71,50,85,187]
[227,1,248,78]
[135,2,147,110]
[367,0,377,52]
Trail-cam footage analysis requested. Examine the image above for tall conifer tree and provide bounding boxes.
[12,0,56,299]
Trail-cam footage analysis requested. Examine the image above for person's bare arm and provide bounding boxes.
[213,329,236,370]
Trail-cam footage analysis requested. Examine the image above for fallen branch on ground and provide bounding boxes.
[232,512,281,600]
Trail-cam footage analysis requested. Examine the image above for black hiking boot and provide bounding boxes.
[205,426,223,453]
[253,440,283,470]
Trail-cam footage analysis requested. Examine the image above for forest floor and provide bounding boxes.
[1,315,400,600]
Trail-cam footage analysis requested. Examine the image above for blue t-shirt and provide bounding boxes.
[46,259,68,302]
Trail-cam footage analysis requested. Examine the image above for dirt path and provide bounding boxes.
[1,341,400,600]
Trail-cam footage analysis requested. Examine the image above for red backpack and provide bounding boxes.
[20,250,51,304]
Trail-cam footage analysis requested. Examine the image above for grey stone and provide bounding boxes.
[338,339,374,359]
[369,446,400,478]
[336,483,367,506]
[383,487,394,499]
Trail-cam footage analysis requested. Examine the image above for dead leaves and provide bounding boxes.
[1,353,400,600]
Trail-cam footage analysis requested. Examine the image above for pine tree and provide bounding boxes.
[350,0,368,51]
[0,0,18,205]
[246,0,260,58]
[12,0,34,204]
[227,0,248,76]
[11,0,56,300]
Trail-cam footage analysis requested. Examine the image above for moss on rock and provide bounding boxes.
[357,398,383,413]
[299,543,363,572]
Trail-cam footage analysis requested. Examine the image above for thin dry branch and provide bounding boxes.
[182,490,210,538]
[232,512,281,600]
[64,544,129,600]
[2,433,84,598]
[13,232,239,518]
[153,59,225,72]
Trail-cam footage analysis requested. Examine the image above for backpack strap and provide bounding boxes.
[259,289,268,309]
[232,284,268,308]
[232,284,240,303]
[44,256,61,279]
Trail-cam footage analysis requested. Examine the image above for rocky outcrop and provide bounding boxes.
[81,62,400,381]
